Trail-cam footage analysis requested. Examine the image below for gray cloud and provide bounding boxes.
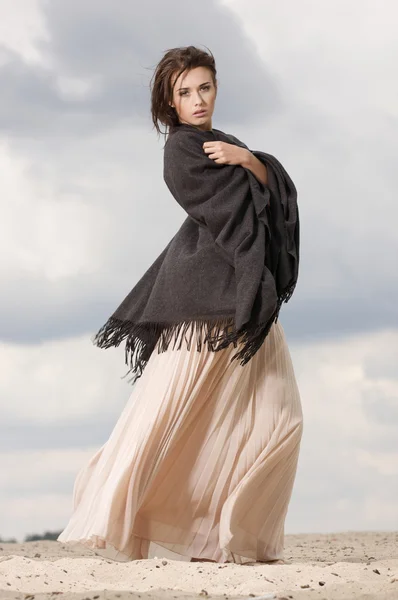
[0,418,114,452]
[291,438,398,533]
[0,0,281,138]
[362,388,398,428]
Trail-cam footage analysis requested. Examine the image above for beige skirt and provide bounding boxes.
[57,319,303,564]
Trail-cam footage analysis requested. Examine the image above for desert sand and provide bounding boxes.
[0,531,397,600]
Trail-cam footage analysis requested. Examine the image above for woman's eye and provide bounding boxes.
[180,85,210,97]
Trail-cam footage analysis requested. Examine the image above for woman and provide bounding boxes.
[57,46,303,565]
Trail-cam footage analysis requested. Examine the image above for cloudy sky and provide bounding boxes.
[1,0,397,542]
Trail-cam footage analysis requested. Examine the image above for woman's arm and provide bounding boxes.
[163,130,278,331]
[240,150,268,186]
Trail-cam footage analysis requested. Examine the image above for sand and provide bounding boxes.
[0,532,397,600]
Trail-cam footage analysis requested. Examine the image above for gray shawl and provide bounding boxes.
[92,123,300,384]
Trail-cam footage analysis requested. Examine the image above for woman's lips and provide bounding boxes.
[193,110,207,117]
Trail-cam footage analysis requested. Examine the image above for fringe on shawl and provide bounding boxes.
[92,282,297,385]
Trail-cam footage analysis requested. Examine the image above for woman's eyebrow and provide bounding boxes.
[177,81,211,91]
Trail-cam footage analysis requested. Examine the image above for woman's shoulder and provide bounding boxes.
[222,131,249,150]
[164,125,208,160]
[165,124,248,152]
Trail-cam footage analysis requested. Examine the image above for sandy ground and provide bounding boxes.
[0,532,397,600]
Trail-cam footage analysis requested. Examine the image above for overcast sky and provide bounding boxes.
[0,0,397,542]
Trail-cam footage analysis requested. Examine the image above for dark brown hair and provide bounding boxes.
[150,45,217,142]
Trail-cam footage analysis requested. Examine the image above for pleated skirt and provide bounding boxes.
[57,319,303,564]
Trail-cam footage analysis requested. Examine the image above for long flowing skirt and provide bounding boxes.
[57,319,303,564]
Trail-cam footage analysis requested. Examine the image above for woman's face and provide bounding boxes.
[169,66,217,131]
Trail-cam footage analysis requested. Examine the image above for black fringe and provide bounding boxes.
[92,282,297,386]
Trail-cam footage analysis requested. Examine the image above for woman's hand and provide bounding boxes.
[203,141,268,185]
[202,141,250,166]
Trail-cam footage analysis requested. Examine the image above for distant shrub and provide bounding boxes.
[24,530,63,542]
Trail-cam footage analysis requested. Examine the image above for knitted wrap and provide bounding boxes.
[92,124,300,384]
